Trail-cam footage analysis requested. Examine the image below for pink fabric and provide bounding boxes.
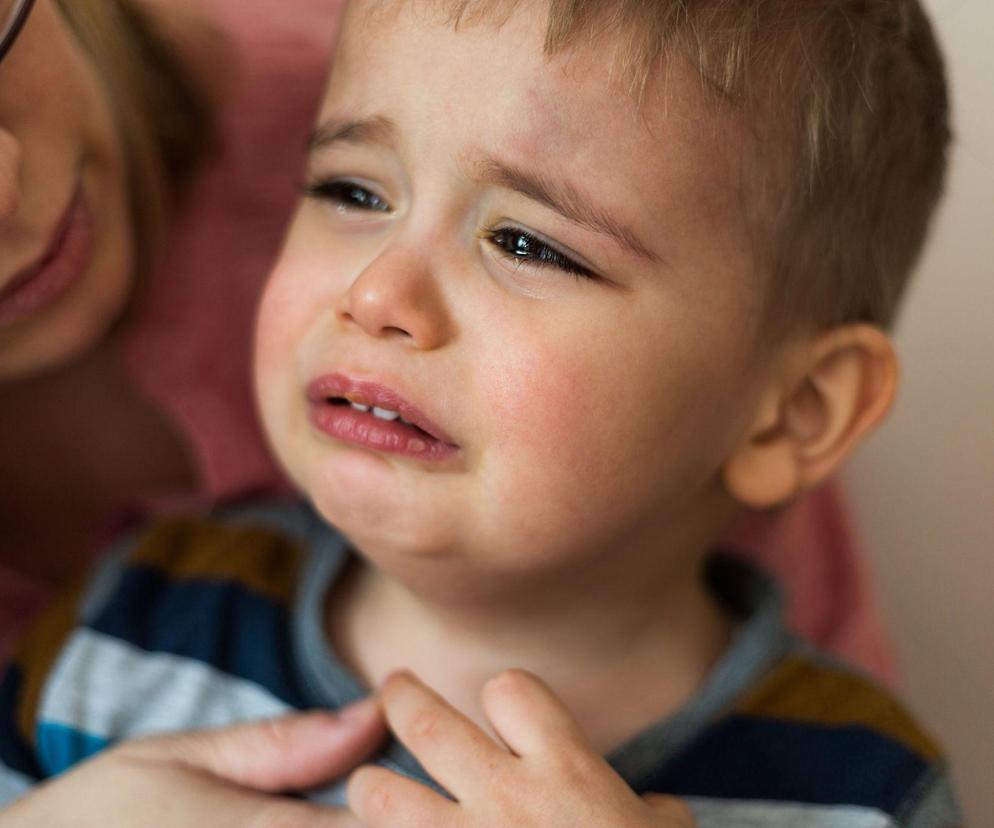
[726,484,897,685]
[0,0,896,686]
[119,0,344,502]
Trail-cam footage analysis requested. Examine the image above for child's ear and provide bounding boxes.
[723,324,899,508]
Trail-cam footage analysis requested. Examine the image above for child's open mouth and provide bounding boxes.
[307,374,459,461]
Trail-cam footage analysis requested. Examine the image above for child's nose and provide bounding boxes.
[0,128,22,220]
[336,245,453,350]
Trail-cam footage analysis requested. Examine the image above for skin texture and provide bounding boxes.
[257,0,763,754]
[1,0,897,824]
[0,0,132,381]
[0,704,385,827]
[258,4,770,595]
[0,676,696,827]
[349,670,698,828]
[255,4,895,821]
[3,0,706,823]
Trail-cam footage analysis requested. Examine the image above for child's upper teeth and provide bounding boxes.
[372,406,401,421]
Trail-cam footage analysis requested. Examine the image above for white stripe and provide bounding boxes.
[0,765,33,806]
[686,797,898,828]
[38,629,292,741]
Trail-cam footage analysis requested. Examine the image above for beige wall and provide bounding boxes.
[844,0,994,823]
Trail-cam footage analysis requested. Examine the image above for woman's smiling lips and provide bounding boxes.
[306,373,460,461]
[0,184,94,328]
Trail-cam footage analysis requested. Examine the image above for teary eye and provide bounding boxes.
[303,180,392,213]
[485,227,595,280]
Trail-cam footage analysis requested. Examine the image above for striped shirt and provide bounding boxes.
[0,501,961,826]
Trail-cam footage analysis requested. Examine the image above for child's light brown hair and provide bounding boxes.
[442,0,951,338]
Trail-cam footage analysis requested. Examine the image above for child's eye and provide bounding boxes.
[302,180,392,213]
[484,227,595,280]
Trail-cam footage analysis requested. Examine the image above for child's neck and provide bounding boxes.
[325,543,732,755]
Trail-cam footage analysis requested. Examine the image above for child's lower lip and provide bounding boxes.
[0,186,94,328]
[309,401,460,461]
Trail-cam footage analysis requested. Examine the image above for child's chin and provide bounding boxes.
[312,487,459,563]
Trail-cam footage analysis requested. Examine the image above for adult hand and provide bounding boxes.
[348,670,696,828]
[1,701,385,827]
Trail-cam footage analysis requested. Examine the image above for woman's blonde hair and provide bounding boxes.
[54,0,214,269]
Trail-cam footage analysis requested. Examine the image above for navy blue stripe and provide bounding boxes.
[634,714,928,815]
[88,565,308,708]
[0,665,42,781]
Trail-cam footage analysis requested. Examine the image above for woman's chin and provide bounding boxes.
[0,276,130,382]
[0,315,108,382]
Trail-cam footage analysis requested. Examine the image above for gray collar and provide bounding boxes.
[288,502,794,788]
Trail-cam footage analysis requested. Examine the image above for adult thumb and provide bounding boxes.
[117,699,386,793]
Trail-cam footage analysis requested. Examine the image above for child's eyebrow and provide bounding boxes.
[308,115,398,152]
[470,156,660,264]
[307,114,659,265]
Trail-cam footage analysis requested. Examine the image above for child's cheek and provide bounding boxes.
[254,252,341,374]
[254,272,299,376]
[480,339,637,515]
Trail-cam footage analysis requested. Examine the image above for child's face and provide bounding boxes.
[256,2,773,588]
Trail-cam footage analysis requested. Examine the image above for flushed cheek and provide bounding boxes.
[478,346,653,542]
[254,273,302,379]
[253,254,339,377]
[253,268,322,453]
[472,321,747,556]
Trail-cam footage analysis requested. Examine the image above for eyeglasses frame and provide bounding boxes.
[0,0,35,65]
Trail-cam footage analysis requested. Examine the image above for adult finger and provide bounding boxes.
[219,789,369,828]
[480,668,588,757]
[117,700,385,792]
[1,748,369,828]
[378,671,509,799]
[348,763,458,828]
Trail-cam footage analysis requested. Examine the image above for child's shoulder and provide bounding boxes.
[70,499,322,638]
[737,650,940,758]
[618,555,960,827]
[3,500,340,779]
[733,648,946,789]
[105,499,316,602]
[79,497,336,655]
[651,646,958,827]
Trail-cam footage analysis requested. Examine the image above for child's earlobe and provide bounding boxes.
[723,325,898,508]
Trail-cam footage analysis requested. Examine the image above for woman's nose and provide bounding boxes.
[0,128,22,220]
[337,246,453,351]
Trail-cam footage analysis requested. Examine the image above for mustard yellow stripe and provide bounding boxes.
[12,577,87,747]
[735,654,941,762]
[128,519,304,605]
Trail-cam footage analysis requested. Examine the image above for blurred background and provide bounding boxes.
[845,0,993,823]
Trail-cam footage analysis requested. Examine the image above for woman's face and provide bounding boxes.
[0,0,132,382]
